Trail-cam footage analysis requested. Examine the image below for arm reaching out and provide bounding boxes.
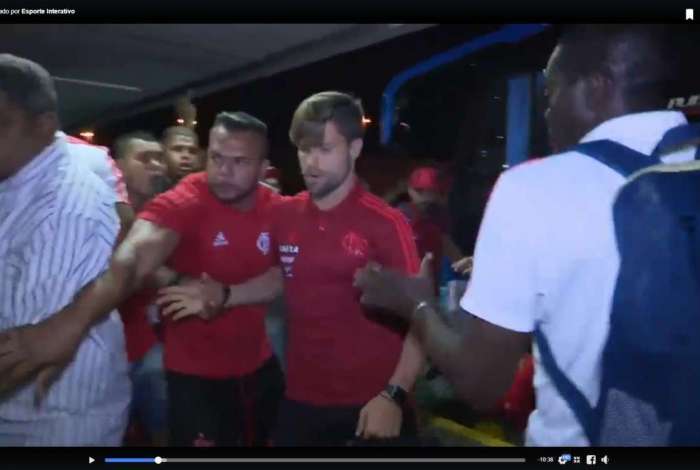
[0,220,180,397]
[156,267,284,321]
[354,254,529,411]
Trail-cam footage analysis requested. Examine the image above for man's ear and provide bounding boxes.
[258,158,270,181]
[350,138,363,162]
[581,71,617,124]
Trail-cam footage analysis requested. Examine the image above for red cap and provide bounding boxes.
[408,167,440,191]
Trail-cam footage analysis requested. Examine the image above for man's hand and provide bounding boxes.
[355,394,403,439]
[451,256,473,276]
[157,273,225,321]
[354,253,435,320]
[0,311,84,404]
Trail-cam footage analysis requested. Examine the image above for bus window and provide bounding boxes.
[385,28,557,254]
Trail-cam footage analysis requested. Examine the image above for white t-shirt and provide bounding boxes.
[460,111,696,446]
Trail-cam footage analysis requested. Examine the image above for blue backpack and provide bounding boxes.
[535,123,700,445]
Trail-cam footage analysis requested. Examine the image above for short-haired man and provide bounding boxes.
[161,126,202,181]
[142,112,284,446]
[161,92,425,445]
[112,131,170,446]
[0,54,130,445]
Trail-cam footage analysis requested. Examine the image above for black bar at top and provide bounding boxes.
[0,0,697,22]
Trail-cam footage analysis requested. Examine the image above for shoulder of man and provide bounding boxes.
[137,172,219,236]
[357,189,411,228]
[29,154,118,245]
[154,171,208,205]
[64,132,130,204]
[64,133,110,154]
[59,150,117,211]
[495,151,593,193]
[355,191,420,264]
[267,190,308,211]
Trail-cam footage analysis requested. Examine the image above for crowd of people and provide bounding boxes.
[1,23,698,447]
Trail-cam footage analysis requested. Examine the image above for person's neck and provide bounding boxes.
[313,173,356,211]
[228,191,257,212]
[0,139,54,183]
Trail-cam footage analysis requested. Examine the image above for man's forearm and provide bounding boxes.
[148,266,179,288]
[412,306,520,411]
[413,306,485,405]
[442,235,464,263]
[225,267,284,308]
[58,251,143,337]
[388,324,426,392]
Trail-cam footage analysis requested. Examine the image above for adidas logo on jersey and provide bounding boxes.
[213,231,229,247]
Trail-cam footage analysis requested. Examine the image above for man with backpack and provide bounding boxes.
[354,24,700,446]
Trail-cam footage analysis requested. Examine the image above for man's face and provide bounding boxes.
[118,139,167,200]
[544,45,595,153]
[408,187,440,211]
[0,94,54,181]
[297,121,361,200]
[206,126,267,204]
[163,134,201,180]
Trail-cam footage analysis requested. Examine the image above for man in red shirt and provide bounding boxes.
[112,131,170,446]
[140,112,284,446]
[396,166,447,287]
[0,111,284,447]
[159,92,425,445]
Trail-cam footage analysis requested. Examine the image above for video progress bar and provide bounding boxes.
[105,458,526,464]
[170,459,526,464]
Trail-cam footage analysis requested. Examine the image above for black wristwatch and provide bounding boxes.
[168,272,182,287]
[221,284,232,308]
[383,384,408,407]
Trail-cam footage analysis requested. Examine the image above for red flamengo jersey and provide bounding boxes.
[139,173,277,378]
[269,180,420,406]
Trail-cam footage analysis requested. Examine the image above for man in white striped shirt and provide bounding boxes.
[0,54,130,445]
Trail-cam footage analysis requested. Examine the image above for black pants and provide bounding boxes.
[167,357,284,447]
[272,398,417,446]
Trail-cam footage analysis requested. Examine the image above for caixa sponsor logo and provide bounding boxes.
[279,244,300,254]
[279,244,300,278]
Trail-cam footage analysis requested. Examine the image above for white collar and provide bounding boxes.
[580,111,689,157]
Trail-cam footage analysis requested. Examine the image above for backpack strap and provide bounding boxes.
[575,124,700,176]
[534,328,597,443]
[650,123,700,159]
[574,140,660,177]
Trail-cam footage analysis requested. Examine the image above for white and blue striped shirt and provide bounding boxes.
[0,133,130,445]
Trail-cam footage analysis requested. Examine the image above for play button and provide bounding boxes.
[89,457,95,464]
